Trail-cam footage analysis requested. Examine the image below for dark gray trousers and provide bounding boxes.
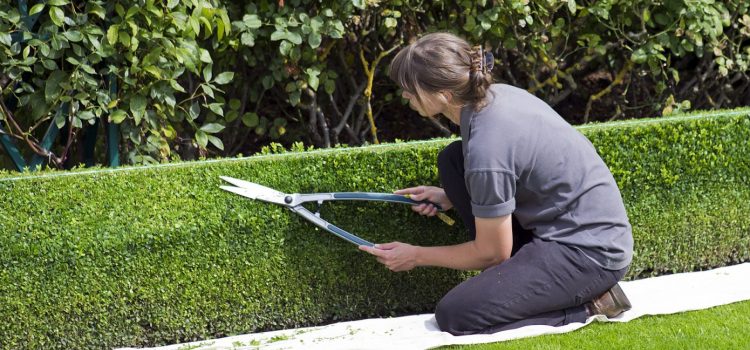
[434,141,628,335]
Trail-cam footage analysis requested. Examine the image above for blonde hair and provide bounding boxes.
[389,32,493,111]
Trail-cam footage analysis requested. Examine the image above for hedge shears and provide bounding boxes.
[219,176,451,247]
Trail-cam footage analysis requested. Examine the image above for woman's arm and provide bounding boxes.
[418,215,513,270]
[360,215,513,271]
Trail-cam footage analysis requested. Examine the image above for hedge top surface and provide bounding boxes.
[1,107,748,183]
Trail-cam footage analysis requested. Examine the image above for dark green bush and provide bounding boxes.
[1,108,749,349]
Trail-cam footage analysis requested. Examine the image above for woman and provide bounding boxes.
[359,32,633,335]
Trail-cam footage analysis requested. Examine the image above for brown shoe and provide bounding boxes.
[585,283,632,318]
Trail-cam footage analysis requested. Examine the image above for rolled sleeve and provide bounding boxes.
[465,169,517,218]
[472,197,516,218]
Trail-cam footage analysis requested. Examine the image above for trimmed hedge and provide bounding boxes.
[1,109,749,349]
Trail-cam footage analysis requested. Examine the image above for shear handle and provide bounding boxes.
[290,205,375,247]
[294,192,443,211]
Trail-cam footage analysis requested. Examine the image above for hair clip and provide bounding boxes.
[483,50,494,73]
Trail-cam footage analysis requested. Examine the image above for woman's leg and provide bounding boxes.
[434,238,628,335]
[437,141,476,239]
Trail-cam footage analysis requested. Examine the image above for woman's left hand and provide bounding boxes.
[359,242,419,272]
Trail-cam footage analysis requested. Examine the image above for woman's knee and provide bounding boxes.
[435,292,476,336]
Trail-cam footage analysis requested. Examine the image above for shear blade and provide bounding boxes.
[219,177,289,205]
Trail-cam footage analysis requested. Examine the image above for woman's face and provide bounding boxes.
[402,90,446,118]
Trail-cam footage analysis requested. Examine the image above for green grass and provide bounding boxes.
[438,300,750,350]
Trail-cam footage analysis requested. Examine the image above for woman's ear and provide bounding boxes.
[439,91,453,104]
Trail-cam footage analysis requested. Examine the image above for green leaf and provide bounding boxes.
[109,109,127,124]
[306,68,320,91]
[225,110,239,123]
[244,14,262,29]
[140,66,161,79]
[220,11,231,37]
[203,64,213,82]
[631,48,648,64]
[50,7,65,27]
[78,110,95,120]
[130,95,147,125]
[352,0,366,10]
[289,90,301,106]
[189,102,200,120]
[88,3,106,19]
[199,17,213,39]
[71,116,82,129]
[308,32,322,48]
[214,72,234,85]
[567,0,577,14]
[170,80,186,93]
[207,103,224,116]
[200,122,225,133]
[207,135,224,150]
[311,17,324,32]
[324,79,335,94]
[81,64,96,75]
[29,4,45,16]
[464,15,477,32]
[48,0,68,5]
[54,113,66,128]
[118,31,130,47]
[107,25,119,45]
[241,32,255,47]
[242,112,259,127]
[189,16,200,36]
[195,130,208,148]
[271,31,286,41]
[273,118,287,127]
[126,7,139,19]
[217,20,225,41]
[279,40,293,56]
[199,49,212,63]
[45,70,67,101]
[0,33,11,47]
[286,31,302,45]
[384,18,397,28]
[201,84,215,98]
[229,99,241,110]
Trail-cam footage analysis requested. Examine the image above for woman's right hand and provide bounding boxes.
[394,186,453,216]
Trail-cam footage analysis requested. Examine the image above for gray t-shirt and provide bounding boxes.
[460,84,633,270]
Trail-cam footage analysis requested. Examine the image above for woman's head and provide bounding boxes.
[389,32,494,116]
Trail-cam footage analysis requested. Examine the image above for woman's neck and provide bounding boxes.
[442,104,463,125]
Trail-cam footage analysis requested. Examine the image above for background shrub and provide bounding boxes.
[1,0,749,169]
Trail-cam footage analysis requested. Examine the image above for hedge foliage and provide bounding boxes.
[2,1,749,168]
[1,108,749,349]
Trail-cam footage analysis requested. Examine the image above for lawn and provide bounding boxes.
[439,300,750,350]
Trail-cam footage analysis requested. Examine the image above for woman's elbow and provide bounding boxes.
[479,251,509,268]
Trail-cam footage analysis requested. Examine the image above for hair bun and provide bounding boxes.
[470,46,494,74]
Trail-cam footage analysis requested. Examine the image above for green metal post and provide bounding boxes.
[107,73,120,167]
[2,0,47,172]
[28,105,65,171]
[0,125,27,171]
